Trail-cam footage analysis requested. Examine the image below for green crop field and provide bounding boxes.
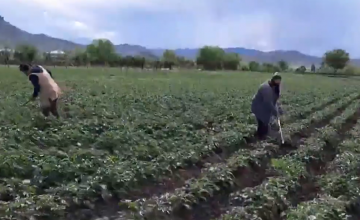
[1,66,360,220]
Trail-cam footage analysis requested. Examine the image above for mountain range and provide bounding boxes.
[0,15,359,66]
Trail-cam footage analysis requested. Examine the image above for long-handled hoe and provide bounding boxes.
[21,100,31,106]
[277,118,285,144]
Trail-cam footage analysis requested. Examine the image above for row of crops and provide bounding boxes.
[1,69,360,219]
[119,92,360,220]
[217,100,360,220]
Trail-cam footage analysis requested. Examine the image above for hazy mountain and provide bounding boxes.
[114,44,157,59]
[70,37,93,45]
[0,15,82,51]
[0,15,158,59]
[1,14,359,66]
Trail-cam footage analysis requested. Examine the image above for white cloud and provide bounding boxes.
[70,21,117,40]
[36,3,118,41]
[32,0,212,12]
[15,0,204,17]
[53,19,118,41]
[3,0,360,56]
[14,0,117,40]
[12,0,250,46]
[2,0,275,48]
[190,12,275,50]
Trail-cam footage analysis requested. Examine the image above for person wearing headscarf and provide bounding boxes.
[19,64,61,118]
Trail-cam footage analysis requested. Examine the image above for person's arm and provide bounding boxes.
[274,85,280,97]
[260,86,278,116]
[276,103,284,115]
[274,85,283,114]
[29,75,40,98]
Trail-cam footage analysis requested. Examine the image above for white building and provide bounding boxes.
[0,48,15,53]
[48,50,65,58]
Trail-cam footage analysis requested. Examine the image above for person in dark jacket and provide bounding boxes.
[251,73,283,139]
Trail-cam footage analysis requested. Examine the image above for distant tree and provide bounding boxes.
[311,64,316,72]
[14,44,38,63]
[71,48,86,66]
[0,45,11,67]
[121,56,134,69]
[162,50,177,62]
[134,56,146,69]
[176,56,186,66]
[62,50,72,68]
[248,61,260,71]
[295,66,306,73]
[320,61,325,68]
[196,46,225,70]
[222,53,240,70]
[162,50,177,69]
[277,60,289,71]
[152,60,162,70]
[241,64,249,71]
[177,56,195,69]
[109,54,122,67]
[323,49,349,73]
[43,52,52,65]
[261,63,271,72]
[86,39,116,66]
[261,63,280,73]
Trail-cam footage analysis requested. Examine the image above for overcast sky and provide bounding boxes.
[1,0,359,57]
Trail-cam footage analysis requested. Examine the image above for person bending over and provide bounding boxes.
[19,64,61,118]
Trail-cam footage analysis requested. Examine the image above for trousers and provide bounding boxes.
[40,98,59,118]
[256,118,269,139]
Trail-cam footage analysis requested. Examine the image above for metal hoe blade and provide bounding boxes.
[277,118,285,144]
[21,100,31,106]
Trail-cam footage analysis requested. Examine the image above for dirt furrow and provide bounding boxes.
[282,106,360,214]
[283,119,360,220]
[285,95,341,122]
[177,97,360,220]
[125,95,350,201]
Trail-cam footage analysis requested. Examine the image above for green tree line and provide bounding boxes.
[0,39,352,73]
